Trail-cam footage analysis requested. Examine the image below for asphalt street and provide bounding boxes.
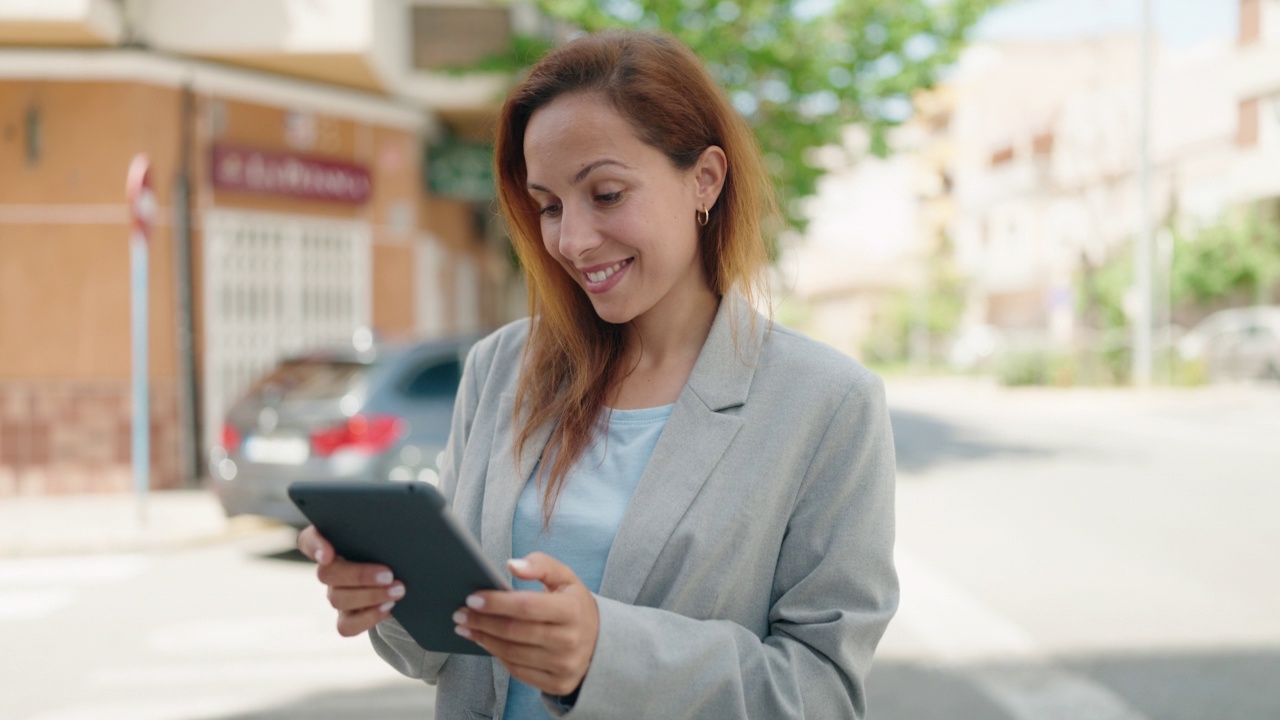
[2,377,1277,719]
[871,378,1280,720]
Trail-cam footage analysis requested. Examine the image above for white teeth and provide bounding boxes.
[586,260,627,283]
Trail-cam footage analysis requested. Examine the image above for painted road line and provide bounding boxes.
[0,554,147,588]
[89,656,399,689]
[146,614,355,657]
[20,695,276,720]
[0,589,75,621]
[894,549,1149,720]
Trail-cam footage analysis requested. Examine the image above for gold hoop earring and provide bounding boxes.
[696,206,710,226]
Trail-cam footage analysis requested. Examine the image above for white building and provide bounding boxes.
[777,127,924,361]
[945,34,1237,345]
[1235,0,1280,202]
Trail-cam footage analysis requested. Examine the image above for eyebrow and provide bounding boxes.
[527,159,630,192]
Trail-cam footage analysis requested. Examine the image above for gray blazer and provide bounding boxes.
[370,294,898,719]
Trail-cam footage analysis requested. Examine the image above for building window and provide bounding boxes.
[1032,130,1055,157]
[1241,0,1261,45]
[411,5,512,70]
[1239,97,1259,148]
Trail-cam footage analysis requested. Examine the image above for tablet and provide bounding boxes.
[287,480,510,656]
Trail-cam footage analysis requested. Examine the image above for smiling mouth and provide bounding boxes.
[583,258,633,283]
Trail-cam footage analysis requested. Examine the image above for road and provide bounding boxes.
[871,378,1280,720]
[0,531,435,720]
[2,378,1278,719]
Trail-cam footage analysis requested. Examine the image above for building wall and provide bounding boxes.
[372,243,415,334]
[0,81,183,380]
[197,95,430,340]
[0,71,497,495]
[1236,0,1280,202]
[0,79,186,495]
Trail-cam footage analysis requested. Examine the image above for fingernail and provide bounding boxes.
[379,601,395,613]
[314,548,327,564]
[452,610,467,624]
[375,571,393,585]
[508,558,529,571]
[465,595,485,609]
[388,584,405,599]
[455,625,472,638]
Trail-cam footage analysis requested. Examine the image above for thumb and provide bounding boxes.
[298,525,335,566]
[508,552,579,591]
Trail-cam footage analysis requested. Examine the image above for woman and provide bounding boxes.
[299,29,897,719]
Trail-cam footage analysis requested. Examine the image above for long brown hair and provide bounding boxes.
[494,29,775,521]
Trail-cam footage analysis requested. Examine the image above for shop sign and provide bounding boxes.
[427,136,494,203]
[212,145,372,205]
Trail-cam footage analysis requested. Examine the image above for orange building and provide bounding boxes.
[0,2,521,495]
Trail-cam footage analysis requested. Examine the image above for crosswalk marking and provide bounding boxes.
[895,549,1150,720]
[90,655,398,689]
[4,546,434,720]
[21,695,279,720]
[0,554,146,622]
[0,589,74,621]
[146,614,355,657]
[0,554,147,588]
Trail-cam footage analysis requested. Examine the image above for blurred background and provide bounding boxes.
[1,1,1277,719]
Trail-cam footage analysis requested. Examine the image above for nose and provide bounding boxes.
[555,203,602,262]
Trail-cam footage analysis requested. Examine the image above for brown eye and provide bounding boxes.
[595,192,622,205]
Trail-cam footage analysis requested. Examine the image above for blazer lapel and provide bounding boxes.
[479,391,553,711]
[599,294,765,605]
[479,391,553,573]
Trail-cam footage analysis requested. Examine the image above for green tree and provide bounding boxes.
[1171,201,1280,309]
[481,0,1004,233]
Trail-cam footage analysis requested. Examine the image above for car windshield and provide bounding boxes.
[246,360,368,401]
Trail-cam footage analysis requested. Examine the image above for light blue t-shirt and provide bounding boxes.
[503,404,674,720]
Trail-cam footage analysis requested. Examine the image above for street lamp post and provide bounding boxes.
[1132,0,1155,386]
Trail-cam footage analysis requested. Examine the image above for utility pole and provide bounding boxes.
[1132,0,1155,386]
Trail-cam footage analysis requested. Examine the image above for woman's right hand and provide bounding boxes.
[297,525,405,637]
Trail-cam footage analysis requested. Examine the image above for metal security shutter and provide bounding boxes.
[202,210,371,454]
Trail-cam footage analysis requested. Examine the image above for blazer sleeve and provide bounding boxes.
[553,374,898,719]
[367,335,490,683]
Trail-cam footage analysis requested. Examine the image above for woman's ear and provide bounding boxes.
[693,145,728,211]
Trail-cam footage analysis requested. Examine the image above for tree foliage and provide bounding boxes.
[486,0,1004,232]
[1077,201,1280,333]
[1171,202,1280,308]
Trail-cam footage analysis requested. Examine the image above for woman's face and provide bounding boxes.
[523,93,723,327]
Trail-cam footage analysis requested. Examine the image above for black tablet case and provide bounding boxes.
[287,480,510,656]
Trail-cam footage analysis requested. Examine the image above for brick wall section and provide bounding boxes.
[0,380,181,496]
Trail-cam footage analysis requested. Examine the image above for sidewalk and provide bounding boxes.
[0,488,275,557]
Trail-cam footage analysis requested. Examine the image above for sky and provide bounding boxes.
[975,0,1237,49]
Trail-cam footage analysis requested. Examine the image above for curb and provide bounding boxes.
[0,489,285,558]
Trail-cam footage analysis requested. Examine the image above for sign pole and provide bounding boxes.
[127,155,155,526]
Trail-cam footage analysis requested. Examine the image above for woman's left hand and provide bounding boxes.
[454,552,600,697]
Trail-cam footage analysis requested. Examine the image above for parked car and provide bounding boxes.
[946,324,1005,372]
[1177,306,1280,382]
[209,333,477,527]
